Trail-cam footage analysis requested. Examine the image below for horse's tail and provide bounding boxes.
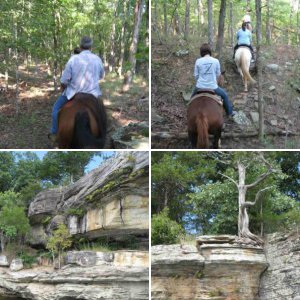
[73,111,106,149]
[240,51,256,84]
[196,115,209,148]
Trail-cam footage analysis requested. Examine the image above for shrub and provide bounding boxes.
[152,208,184,245]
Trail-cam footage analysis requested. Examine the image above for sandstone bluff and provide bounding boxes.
[0,151,149,300]
[152,234,300,300]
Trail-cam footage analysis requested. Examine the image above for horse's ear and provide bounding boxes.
[221,71,226,75]
[217,74,225,87]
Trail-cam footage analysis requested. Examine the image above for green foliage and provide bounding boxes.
[46,224,72,268]
[152,152,300,236]
[0,206,30,236]
[66,208,85,218]
[46,224,72,255]
[16,251,37,268]
[152,208,184,245]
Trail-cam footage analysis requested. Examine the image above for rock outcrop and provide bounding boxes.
[259,232,300,300]
[152,235,268,300]
[28,152,149,247]
[0,250,149,300]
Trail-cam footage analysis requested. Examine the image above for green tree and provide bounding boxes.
[0,152,15,192]
[152,208,184,245]
[0,205,30,252]
[46,224,72,269]
[40,152,100,185]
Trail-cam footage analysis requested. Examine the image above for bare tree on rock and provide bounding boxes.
[220,153,275,246]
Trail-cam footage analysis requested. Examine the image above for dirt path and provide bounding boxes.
[151,40,300,149]
[0,64,148,149]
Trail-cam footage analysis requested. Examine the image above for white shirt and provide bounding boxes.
[243,14,251,23]
[61,50,105,100]
[194,55,221,90]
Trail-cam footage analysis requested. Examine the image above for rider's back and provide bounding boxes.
[61,50,105,100]
[237,29,251,45]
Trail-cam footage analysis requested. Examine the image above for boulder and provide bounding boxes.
[10,259,23,271]
[0,255,9,267]
[265,64,280,73]
[111,122,149,149]
[250,111,259,123]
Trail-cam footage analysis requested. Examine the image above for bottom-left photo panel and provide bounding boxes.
[0,151,149,300]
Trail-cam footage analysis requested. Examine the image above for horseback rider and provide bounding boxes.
[233,22,255,61]
[191,43,236,118]
[243,9,252,32]
[48,36,105,142]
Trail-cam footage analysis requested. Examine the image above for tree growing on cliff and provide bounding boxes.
[217,153,276,245]
[46,224,72,269]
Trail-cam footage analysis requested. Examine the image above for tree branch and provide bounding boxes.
[218,172,238,187]
[244,186,273,207]
[245,169,273,189]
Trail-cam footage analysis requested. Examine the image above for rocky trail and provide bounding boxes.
[152,40,300,149]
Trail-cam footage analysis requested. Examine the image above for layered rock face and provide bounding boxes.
[28,152,149,246]
[152,236,268,300]
[259,232,300,300]
[0,250,149,300]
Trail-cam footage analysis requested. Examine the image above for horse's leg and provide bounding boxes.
[188,130,197,148]
[212,129,222,149]
[244,78,248,92]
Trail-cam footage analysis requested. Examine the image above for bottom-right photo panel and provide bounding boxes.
[151,151,300,300]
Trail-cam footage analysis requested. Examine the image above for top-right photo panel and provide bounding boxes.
[151,0,300,149]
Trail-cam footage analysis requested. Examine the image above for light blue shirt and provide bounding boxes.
[61,50,105,100]
[194,56,221,89]
[236,29,252,45]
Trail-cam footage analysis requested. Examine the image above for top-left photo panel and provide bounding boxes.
[0,0,149,149]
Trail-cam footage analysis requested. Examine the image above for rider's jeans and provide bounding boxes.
[191,87,233,116]
[51,94,68,134]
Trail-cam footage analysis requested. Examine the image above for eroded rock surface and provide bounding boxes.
[0,250,149,300]
[152,236,268,300]
[28,152,149,246]
[259,232,300,300]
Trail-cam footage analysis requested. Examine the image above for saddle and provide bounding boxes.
[195,89,216,95]
[189,91,223,107]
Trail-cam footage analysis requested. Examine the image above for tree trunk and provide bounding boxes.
[207,0,214,49]
[184,0,190,40]
[266,0,271,44]
[118,0,129,76]
[237,162,264,245]
[0,233,5,252]
[123,0,145,91]
[256,0,264,140]
[163,0,168,35]
[216,0,226,58]
[109,0,117,73]
[13,16,20,115]
[229,0,234,48]
[174,11,181,35]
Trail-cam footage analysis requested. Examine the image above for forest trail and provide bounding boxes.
[152,40,300,149]
[0,63,148,149]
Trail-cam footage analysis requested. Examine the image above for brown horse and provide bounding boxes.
[187,92,224,149]
[57,93,107,149]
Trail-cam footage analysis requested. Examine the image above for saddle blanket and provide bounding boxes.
[188,93,223,107]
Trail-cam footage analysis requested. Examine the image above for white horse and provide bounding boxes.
[234,47,256,92]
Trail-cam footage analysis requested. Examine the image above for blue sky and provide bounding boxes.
[16,151,115,173]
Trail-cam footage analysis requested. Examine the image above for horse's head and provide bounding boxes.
[217,71,226,87]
